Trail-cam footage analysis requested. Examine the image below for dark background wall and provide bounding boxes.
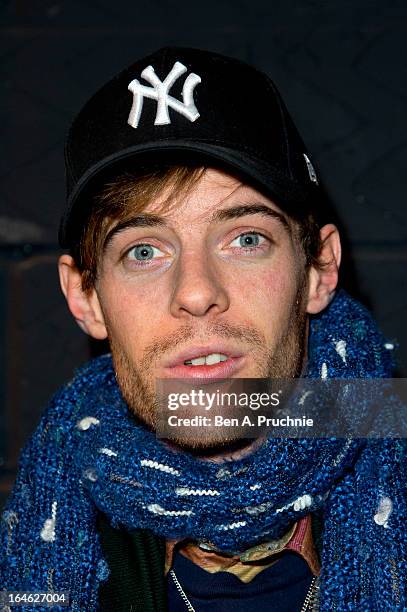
[1,0,406,508]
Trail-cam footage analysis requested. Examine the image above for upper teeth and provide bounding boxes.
[184,353,228,366]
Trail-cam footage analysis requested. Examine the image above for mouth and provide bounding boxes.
[162,345,246,380]
[184,352,228,366]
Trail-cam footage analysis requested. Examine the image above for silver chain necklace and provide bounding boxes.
[170,569,320,612]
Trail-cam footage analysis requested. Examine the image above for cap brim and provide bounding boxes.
[59,140,311,248]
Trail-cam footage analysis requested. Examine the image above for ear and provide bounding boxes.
[306,224,341,315]
[58,254,108,340]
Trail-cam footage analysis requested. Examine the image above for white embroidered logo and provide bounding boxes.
[303,153,319,185]
[127,61,201,128]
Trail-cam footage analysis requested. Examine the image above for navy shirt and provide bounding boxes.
[168,549,314,611]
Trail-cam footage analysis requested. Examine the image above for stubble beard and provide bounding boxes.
[109,283,308,452]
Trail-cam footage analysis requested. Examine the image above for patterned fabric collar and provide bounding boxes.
[165,514,320,582]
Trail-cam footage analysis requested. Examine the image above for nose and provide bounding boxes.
[169,250,230,319]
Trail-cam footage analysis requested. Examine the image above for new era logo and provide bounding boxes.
[303,153,319,185]
[127,61,201,128]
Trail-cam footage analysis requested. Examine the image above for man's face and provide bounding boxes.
[92,168,310,449]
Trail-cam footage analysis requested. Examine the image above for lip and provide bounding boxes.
[162,344,246,380]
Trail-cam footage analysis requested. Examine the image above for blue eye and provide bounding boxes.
[127,244,163,261]
[240,233,259,247]
[230,232,265,248]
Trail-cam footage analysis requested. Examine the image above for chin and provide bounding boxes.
[162,434,257,458]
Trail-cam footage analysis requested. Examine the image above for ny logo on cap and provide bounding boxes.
[127,61,201,128]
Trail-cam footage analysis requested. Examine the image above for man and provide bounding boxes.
[0,47,405,611]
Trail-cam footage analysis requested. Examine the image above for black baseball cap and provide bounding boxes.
[59,46,323,249]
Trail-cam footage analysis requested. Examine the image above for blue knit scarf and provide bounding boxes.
[1,290,406,611]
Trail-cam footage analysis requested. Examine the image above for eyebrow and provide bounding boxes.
[103,214,167,250]
[209,204,290,229]
[103,203,290,250]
